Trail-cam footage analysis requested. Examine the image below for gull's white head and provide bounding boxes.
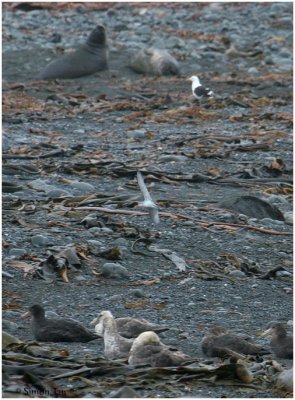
[188,75,200,84]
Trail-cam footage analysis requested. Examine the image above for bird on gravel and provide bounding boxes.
[128,331,192,367]
[188,75,214,101]
[261,322,293,359]
[91,310,169,339]
[137,171,159,224]
[93,310,133,359]
[201,325,270,358]
[21,304,99,342]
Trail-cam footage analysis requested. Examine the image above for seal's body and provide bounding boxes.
[40,25,108,80]
[130,48,180,76]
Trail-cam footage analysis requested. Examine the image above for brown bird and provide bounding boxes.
[201,325,269,358]
[22,304,99,342]
[261,322,293,359]
[128,331,191,367]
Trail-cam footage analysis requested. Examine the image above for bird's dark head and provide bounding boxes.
[262,322,288,338]
[25,304,46,319]
[205,325,228,336]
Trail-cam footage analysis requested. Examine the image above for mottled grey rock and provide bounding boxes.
[2,319,18,332]
[31,234,52,247]
[8,248,27,257]
[101,263,129,279]
[47,189,72,198]
[276,368,293,391]
[130,288,146,298]
[69,181,95,193]
[228,270,247,278]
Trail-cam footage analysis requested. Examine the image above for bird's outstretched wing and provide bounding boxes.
[137,171,160,224]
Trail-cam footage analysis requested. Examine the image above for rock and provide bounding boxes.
[69,181,95,193]
[228,270,247,278]
[8,248,27,257]
[109,386,139,398]
[129,289,146,298]
[2,320,18,332]
[101,263,129,279]
[47,189,72,198]
[31,234,52,247]
[88,227,113,236]
[158,155,189,163]
[220,196,285,221]
[276,368,293,392]
[284,212,293,225]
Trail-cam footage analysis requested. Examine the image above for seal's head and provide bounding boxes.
[87,25,107,46]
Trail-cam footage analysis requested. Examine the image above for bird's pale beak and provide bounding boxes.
[21,311,31,320]
[90,317,98,326]
[260,328,272,337]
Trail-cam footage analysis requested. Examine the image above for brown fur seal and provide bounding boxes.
[130,47,180,76]
[39,25,109,80]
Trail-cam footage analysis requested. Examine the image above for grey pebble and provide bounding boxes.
[2,271,14,278]
[45,311,60,318]
[31,234,51,247]
[87,239,104,248]
[108,294,123,302]
[73,129,86,135]
[127,128,147,139]
[275,270,292,278]
[47,189,73,198]
[113,238,128,247]
[284,212,293,225]
[2,320,18,332]
[8,248,27,257]
[158,155,188,163]
[28,178,55,193]
[3,310,22,318]
[228,270,246,278]
[129,289,146,298]
[88,227,113,236]
[69,181,95,193]
[101,263,129,279]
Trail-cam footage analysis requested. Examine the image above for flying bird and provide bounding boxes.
[137,171,159,224]
[188,75,214,101]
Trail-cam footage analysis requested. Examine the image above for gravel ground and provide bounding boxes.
[2,2,293,398]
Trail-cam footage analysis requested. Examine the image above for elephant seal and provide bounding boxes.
[130,47,180,76]
[39,25,109,80]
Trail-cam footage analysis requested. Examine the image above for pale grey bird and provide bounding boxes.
[91,311,169,338]
[137,171,159,224]
[128,331,191,367]
[93,310,133,359]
